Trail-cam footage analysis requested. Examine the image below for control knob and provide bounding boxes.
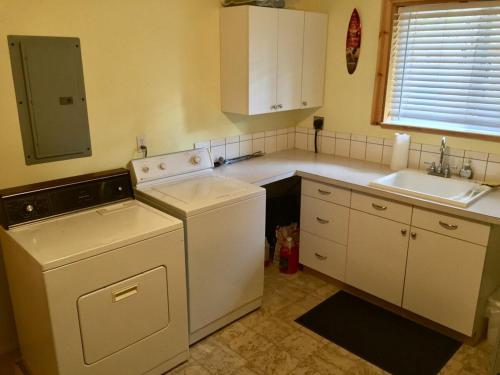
[191,155,201,165]
[159,162,167,170]
[142,166,150,173]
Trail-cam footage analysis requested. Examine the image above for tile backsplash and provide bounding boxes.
[194,127,295,162]
[195,127,500,182]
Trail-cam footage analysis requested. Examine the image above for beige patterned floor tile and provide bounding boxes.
[246,344,300,375]
[262,292,295,315]
[251,317,296,345]
[168,358,210,375]
[288,366,322,375]
[301,355,346,375]
[311,283,340,299]
[230,367,259,375]
[200,342,247,375]
[215,322,248,344]
[273,303,309,322]
[272,284,308,302]
[225,329,273,359]
[279,331,325,361]
[190,337,220,362]
[315,343,364,373]
[295,293,328,310]
[238,308,271,329]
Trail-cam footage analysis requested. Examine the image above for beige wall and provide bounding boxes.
[0,0,302,190]
[293,0,500,154]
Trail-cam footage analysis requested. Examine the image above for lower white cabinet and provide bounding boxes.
[299,180,498,338]
[299,230,346,281]
[403,228,487,336]
[345,210,410,306]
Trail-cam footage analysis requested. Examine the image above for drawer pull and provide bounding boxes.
[315,252,327,260]
[439,221,458,230]
[318,189,331,195]
[372,203,388,211]
[316,217,330,224]
[112,284,139,303]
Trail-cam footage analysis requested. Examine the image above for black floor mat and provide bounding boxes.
[296,291,461,375]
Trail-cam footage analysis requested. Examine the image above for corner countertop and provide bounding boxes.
[215,149,500,226]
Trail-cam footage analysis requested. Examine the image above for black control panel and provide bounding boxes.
[0,169,134,229]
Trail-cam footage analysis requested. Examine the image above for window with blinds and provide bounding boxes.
[384,1,500,136]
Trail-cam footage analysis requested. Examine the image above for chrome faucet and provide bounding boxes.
[427,137,451,178]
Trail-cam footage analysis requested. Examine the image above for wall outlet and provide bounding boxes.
[314,116,324,130]
[136,135,146,151]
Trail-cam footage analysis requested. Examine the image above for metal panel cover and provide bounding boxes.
[8,35,92,164]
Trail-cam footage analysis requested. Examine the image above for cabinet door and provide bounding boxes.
[403,229,486,336]
[249,6,278,115]
[276,9,304,111]
[302,12,328,108]
[346,210,410,305]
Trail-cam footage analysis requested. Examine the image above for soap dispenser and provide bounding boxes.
[459,159,473,179]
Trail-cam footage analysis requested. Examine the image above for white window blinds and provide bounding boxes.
[384,1,500,136]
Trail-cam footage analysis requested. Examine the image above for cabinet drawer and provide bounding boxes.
[299,230,346,281]
[300,195,349,244]
[351,191,412,224]
[302,179,351,206]
[412,208,490,246]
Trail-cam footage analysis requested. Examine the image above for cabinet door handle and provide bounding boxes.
[277,104,283,109]
[315,252,327,260]
[302,101,308,106]
[318,189,331,195]
[316,217,330,224]
[439,221,458,230]
[372,203,388,211]
[271,105,277,110]
[401,229,407,236]
[410,232,417,240]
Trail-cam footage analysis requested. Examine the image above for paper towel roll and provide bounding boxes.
[390,133,411,171]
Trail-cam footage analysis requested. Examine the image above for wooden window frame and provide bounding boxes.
[371,0,500,141]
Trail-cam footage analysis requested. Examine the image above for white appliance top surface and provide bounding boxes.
[152,174,250,204]
[138,172,265,216]
[6,200,182,271]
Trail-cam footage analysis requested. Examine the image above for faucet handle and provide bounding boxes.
[443,164,451,178]
[425,161,436,173]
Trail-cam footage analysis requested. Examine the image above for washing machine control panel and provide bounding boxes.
[0,169,133,229]
[130,148,214,185]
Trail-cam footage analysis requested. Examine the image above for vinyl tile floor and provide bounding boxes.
[0,266,493,375]
[168,265,493,375]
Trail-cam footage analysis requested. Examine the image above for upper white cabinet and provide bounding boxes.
[302,12,329,109]
[276,9,304,112]
[220,6,328,115]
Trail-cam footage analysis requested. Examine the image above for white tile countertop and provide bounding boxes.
[215,149,500,226]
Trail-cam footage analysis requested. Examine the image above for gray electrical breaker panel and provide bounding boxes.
[8,35,92,165]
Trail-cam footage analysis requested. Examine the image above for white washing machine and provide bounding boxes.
[130,149,266,344]
[0,169,189,375]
